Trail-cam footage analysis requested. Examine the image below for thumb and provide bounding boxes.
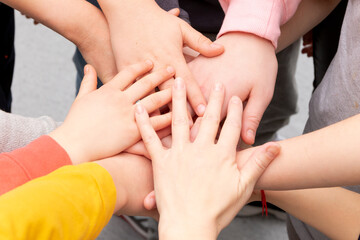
[76,65,98,99]
[239,142,280,186]
[181,22,224,57]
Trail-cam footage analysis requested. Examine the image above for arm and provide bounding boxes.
[0,153,157,240]
[261,188,360,240]
[237,113,360,190]
[0,0,117,83]
[277,0,341,52]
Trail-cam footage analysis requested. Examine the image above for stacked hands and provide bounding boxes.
[49,60,280,237]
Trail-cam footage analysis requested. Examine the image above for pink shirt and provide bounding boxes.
[218,0,302,48]
[0,136,72,195]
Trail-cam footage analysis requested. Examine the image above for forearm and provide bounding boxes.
[2,0,106,47]
[237,114,360,190]
[265,188,360,240]
[277,0,341,52]
[0,163,116,240]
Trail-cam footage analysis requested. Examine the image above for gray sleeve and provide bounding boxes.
[0,110,62,152]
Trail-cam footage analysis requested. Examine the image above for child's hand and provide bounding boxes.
[99,0,224,116]
[50,61,174,164]
[135,78,279,238]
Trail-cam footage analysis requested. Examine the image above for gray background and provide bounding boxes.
[12,11,314,239]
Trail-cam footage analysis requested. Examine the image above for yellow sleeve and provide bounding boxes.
[0,163,116,240]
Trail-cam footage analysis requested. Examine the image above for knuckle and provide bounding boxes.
[254,156,267,171]
[203,113,220,125]
[143,134,156,145]
[225,119,241,129]
[148,94,162,108]
[246,115,261,127]
[172,116,188,126]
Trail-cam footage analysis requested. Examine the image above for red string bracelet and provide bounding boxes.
[261,190,268,216]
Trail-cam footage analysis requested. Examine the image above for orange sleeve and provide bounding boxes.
[0,135,72,195]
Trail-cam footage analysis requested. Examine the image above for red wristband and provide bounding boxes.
[261,190,268,216]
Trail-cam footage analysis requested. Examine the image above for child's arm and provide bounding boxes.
[237,113,360,190]
[256,188,360,240]
[277,0,341,53]
[0,0,117,83]
[0,153,156,240]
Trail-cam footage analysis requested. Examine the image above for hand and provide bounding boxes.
[135,78,279,238]
[99,0,224,116]
[188,32,278,145]
[95,153,158,218]
[49,61,173,164]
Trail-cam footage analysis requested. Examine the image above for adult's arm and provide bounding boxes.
[260,188,360,240]
[0,110,61,152]
[0,0,117,82]
[237,114,360,190]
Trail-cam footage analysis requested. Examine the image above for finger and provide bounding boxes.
[172,77,191,146]
[106,60,153,90]
[190,117,202,142]
[218,96,243,150]
[241,90,273,145]
[76,65,98,99]
[125,141,151,159]
[141,88,172,114]
[126,66,175,102]
[150,112,172,131]
[144,191,157,210]
[175,61,207,116]
[181,22,224,57]
[135,103,164,159]
[240,142,280,185]
[196,83,224,144]
[167,8,180,16]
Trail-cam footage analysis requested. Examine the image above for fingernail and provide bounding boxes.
[247,129,255,139]
[145,59,153,66]
[231,96,241,104]
[174,77,184,89]
[135,103,144,114]
[167,66,175,74]
[84,65,89,75]
[265,145,280,159]
[214,82,223,91]
[197,104,206,115]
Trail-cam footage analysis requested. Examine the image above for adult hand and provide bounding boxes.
[188,32,278,145]
[98,0,224,116]
[49,61,173,164]
[135,78,278,238]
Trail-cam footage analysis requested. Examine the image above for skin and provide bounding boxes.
[50,61,174,164]
[1,0,118,83]
[188,32,278,145]
[97,0,225,116]
[135,78,280,239]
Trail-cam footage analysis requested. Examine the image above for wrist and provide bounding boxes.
[218,32,275,52]
[159,218,218,240]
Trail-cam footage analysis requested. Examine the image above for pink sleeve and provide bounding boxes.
[0,135,72,195]
[218,0,302,48]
